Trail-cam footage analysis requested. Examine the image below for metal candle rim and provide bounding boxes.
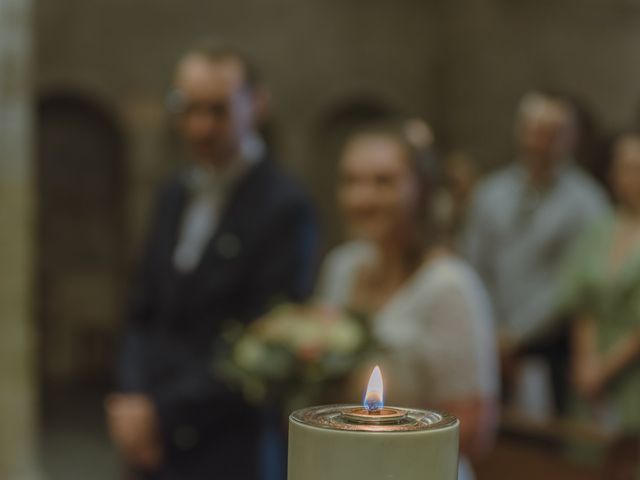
[290,404,459,433]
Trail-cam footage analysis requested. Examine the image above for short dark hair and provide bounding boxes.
[181,39,261,89]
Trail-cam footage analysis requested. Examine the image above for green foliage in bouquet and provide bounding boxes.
[213,303,369,410]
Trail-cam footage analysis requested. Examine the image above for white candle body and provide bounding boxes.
[288,406,459,480]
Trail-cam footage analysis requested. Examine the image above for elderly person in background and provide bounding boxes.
[105,43,318,480]
[318,121,498,480]
[462,91,609,415]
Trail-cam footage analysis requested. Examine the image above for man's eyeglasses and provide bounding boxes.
[165,89,229,118]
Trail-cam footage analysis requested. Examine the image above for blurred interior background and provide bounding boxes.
[3,0,640,478]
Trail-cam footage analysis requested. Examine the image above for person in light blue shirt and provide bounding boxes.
[462,91,609,412]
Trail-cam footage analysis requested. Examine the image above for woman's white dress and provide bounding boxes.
[318,241,499,480]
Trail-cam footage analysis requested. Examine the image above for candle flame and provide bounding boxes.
[364,365,384,411]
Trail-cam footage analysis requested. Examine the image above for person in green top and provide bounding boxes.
[559,130,640,470]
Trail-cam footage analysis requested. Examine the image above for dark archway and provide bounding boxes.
[36,92,126,389]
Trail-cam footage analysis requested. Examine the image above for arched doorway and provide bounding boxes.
[36,92,126,389]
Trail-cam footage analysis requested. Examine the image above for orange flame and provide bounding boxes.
[364,365,383,411]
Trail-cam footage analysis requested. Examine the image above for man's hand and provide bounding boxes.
[105,393,163,471]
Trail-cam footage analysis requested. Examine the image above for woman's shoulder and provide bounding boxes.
[410,254,494,317]
[316,241,374,305]
[416,254,484,293]
[324,241,374,268]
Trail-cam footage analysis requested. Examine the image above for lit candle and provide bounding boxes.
[288,366,459,479]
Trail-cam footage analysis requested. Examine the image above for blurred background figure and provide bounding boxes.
[557,93,610,198]
[462,91,610,418]
[402,117,480,248]
[105,42,318,480]
[433,151,480,247]
[318,122,499,480]
[558,130,640,461]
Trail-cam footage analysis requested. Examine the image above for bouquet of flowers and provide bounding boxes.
[213,303,368,410]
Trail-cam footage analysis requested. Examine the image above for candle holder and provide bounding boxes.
[288,404,459,479]
[288,367,459,479]
[292,404,455,431]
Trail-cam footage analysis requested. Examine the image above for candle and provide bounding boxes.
[288,366,459,480]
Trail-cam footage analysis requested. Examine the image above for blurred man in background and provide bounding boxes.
[463,91,609,415]
[105,42,318,480]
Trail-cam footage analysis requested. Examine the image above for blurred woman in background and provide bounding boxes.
[560,131,640,438]
[318,121,498,480]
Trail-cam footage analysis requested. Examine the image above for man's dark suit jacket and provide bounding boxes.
[118,156,318,480]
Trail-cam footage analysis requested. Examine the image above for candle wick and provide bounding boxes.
[364,398,383,413]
